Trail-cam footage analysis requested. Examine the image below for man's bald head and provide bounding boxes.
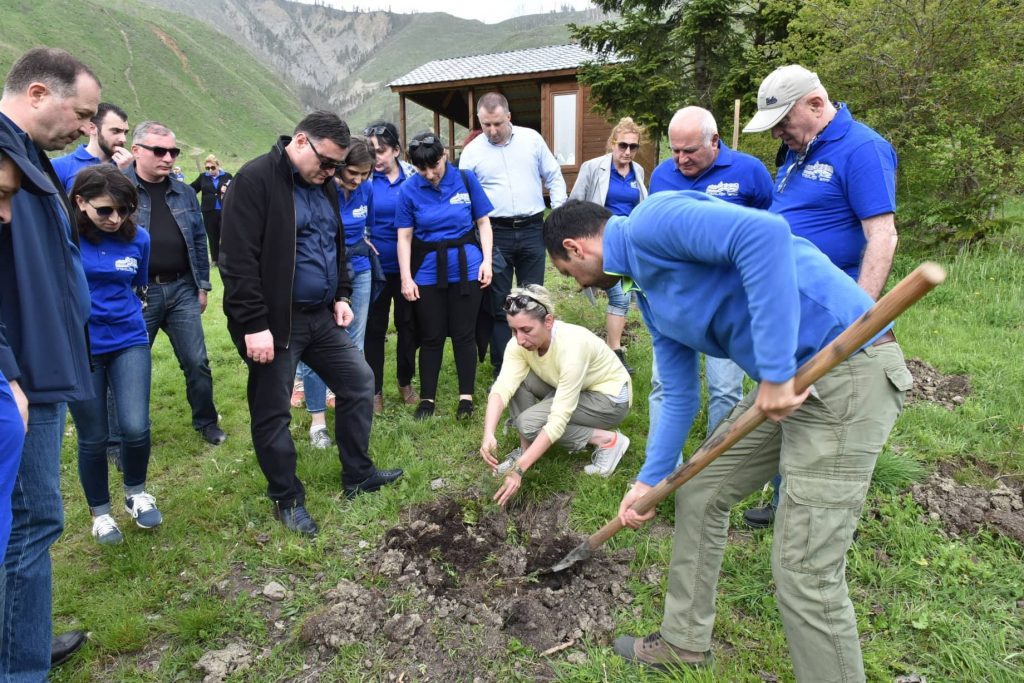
[667,106,720,178]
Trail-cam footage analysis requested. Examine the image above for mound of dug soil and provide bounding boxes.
[300,495,635,681]
[911,473,1024,545]
[905,358,971,410]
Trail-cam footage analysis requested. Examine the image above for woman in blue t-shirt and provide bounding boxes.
[68,165,158,545]
[396,132,493,420]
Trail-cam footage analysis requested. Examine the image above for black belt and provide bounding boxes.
[490,211,544,228]
[151,271,188,284]
[293,301,329,313]
[872,329,897,346]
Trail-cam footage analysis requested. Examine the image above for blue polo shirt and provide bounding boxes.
[605,165,642,216]
[339,180,374,274]
[649,142,773,209]
[395,163,494,286]
[769,104,897,281]
[80,229,151,355]
[292,172,339,307]
[603,191,889,486]
[368,165,410,274]
[51,144,105,194]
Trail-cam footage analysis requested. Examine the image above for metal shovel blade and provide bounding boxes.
[544,539,593,574]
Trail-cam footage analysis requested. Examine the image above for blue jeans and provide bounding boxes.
[68,346,152,512]
[604,281,630,317]
[144,276,218,430]
[1,402,66,681]
[489,222,546,370]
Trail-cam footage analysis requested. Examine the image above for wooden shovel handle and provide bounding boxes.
[584,262,946,551]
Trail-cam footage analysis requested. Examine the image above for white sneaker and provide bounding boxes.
[124,491,163,529]
[494,447,523,476]
[584,432,630,477]
[309,426,332,450]
[91,513,124,545]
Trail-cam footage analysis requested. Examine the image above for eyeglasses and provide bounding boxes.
[503,293,548,315]
[136,143,181,159]
[363,125,398,146]
[205,165,216,171]
[307,138,346,172]
[616,142,640,152]
[408,135,439,150]
[85,200,135,219]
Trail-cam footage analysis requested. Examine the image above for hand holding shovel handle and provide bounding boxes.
[548,262,946,573]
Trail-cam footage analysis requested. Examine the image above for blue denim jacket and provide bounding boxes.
[125,165,211,291]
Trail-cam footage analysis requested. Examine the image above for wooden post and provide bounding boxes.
[732,99,741,150]
[467,88,475,131]
[432,110,440,136]
[448,117,456,158]
[399,94,407,157]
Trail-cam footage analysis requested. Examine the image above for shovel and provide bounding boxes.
[547,262,946,574]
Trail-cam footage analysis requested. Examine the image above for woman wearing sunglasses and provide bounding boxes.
[189,154,233,267]
[67,165,160,545]
[568,117,648,374]
[396,132,493,420]
[479,285,633,507]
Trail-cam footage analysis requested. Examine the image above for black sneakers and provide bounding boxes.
[200,424,227,445]
[742,504,776,528]
[273,502,318,537]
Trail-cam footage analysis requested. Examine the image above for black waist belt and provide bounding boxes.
[410,228,479,295]
[490,211,543,228]
[151,271,188,284]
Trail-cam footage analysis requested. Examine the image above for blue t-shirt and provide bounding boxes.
[395,163,494,286]
[605,165,642,216]
[80,229,151,355]
[338,180,374,274]
[0,369,25,567]
[51,144,103,194]
[292,176,339,306]
[769,104,897,280]
[369,165,411,274]
[649,142,773,209]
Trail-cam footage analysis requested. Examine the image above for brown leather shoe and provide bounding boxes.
[373,392,384,415]
[612,632,713,671]
[398,384,419,405]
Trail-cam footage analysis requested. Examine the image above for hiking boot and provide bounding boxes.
[613,348,634,375]
[309,426,332,450]
[273,501,318,537]
[290,380,305,408]
[373,392,384,415]
[584,432,629,477]
[495,447,523,476]
[91,514,124,545]
[200,424,227,445]
[456,399,474,420]
[414,399,435,420]
[613,632,713,671]
[344,468,404,500]
[743,504,776,528]
[124,492,163,529]
[398,384,419,406]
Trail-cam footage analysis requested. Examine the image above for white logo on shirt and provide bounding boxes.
[629,181,639,190]
[352,205,368,219]
[450,192,472,205]
[115,256,138,273]
[706,181,740,197]
[802,162,834,182]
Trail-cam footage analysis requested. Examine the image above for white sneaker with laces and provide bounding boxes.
[309,426,332,450]
[124,491,163,529]
[91,513,124,545]
[584,432,630,477]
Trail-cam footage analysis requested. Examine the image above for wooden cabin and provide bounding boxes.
[388,44,655,193]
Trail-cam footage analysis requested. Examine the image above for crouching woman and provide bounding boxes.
[479,285,632,506]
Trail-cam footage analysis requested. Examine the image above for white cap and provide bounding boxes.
[743,65,821,133]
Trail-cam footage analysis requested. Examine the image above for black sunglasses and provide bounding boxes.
[85,199,135,219]
[205,165,216,170]
[503,293,548,315]
[408,135,439,150]
[307,138,346,172]
[136,143,181,159]
[616,142,640,152]
[363,125,398,146]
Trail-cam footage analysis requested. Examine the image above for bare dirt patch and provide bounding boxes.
[911,472,1024,545]
[905,358,971,410]
[299,495,635,681]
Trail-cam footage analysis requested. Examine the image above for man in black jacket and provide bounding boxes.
[220,111,402,536]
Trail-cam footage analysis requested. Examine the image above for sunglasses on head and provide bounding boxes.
[136,143,181,159]
[503,293,548,315]
[363,125,398,146]
[85,199,135,219]
[307,137,346,172]
[616,142,640,152]
[408,135,439,150]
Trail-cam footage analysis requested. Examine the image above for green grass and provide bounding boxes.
[50,218,1023,680]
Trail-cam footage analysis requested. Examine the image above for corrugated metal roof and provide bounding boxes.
[389,44,604,87]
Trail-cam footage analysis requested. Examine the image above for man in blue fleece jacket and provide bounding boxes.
[544,194,913,682]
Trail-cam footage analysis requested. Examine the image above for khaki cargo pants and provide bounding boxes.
[660,342,913,683]
[509,371,629,451]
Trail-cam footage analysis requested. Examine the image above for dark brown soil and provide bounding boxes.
[911,472,1024,545]
[905,358,971,410]
[298,494,635,681]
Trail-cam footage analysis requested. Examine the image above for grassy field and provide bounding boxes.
[49,217,1023,681]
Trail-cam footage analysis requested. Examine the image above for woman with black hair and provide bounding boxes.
[68,165,158,545]
[396,132,493,420]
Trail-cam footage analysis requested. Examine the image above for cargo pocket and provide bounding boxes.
[780,473,871,575]
[885,363,914,392]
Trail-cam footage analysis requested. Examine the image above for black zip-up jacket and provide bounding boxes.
[220,136,351,345]
[189,170,233,212]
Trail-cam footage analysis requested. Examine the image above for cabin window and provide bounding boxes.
[552,92,577,166]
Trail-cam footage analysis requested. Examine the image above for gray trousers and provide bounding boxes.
[508,371,629,451]
[661,343,912,683]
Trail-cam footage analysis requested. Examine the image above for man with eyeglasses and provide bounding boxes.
[220,110,402,537]
[125,120,227,446]
[52,101,133,193]
[740,65,898,529]
[458,92,567,376]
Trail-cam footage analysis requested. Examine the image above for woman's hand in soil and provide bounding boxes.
[480,433,499,469]
[619,482,656,529]
[494,472,521,507]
